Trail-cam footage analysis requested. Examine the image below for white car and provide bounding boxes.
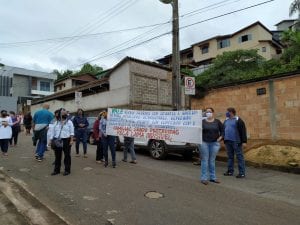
[117,136,197,160]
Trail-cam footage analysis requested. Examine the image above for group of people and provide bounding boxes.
[199,107,247,185]
[1,104,247,183]
[31,104,137,176]
[0,110,23,155]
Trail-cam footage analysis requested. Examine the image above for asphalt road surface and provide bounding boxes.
[0,133,299,225]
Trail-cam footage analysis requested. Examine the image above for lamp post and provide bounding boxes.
[159,0,181,110]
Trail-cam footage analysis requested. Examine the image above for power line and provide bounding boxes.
[72,0,275,68]
[0,0,241,49]
[45,0,140,56]
[0,22,169,48]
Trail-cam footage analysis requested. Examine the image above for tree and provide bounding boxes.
[196,49,264,89]
[76,63,103,76]
[281,30,300,63]
[289,0,300,17]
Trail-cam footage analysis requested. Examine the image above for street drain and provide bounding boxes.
[145,191,164,199]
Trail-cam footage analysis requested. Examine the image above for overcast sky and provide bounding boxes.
[0,0,295,72]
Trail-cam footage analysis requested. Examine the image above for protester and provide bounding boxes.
[94,112,104,163]
[122,137,137,164]
[199,107,223,185]
[23,112,33,135]
[73,108,89,157]
[32,104,54,162]
[9,111,21,147]
[100,111,116,168]
[0,110,13,156]
[48,109,74,176]
[223,107,247,178]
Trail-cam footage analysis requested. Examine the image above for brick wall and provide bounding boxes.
[191,73,300,141]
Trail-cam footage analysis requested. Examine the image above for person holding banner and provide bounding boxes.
[99,111,116,168]
[200,107,223,185]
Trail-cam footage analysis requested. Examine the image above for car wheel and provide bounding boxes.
[149,140,167,160]
[88,133,94,145]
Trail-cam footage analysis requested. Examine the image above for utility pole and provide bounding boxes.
[172,0,181,110]
[159,0,181,110]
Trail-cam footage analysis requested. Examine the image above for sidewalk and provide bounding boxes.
[0,133,299,225]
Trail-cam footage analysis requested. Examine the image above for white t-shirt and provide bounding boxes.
[0,117,13,139]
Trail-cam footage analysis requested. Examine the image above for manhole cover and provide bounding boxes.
[145,191,164,199]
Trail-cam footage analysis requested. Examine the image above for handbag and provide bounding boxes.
[51,122,64,149]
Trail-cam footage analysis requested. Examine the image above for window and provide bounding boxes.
[40,81,50,91]
[262,47,266,52]
[217,39,230,49]
[187,52,193,59]
[238,34,252,43]
[31,78,37,90]
[201,45,209,54]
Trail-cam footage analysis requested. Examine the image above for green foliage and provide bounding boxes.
[195,33,300,95]
[195,49,264,90]
[53,63,103,81]
[181,67,195,77]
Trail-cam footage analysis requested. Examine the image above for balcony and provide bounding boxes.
[31,89,54,96]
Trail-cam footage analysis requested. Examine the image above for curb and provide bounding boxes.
[0,170,72,225]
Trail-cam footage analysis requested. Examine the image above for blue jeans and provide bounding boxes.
[123,137,136,161]
[102,135,116,164]
[35,130,47,158]
[199,141,220,181]
[225,141,246,175]
[75,129,87,154]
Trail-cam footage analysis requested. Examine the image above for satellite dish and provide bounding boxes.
[159,0,173,4]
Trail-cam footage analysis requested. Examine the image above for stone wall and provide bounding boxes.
[191,73,300,141]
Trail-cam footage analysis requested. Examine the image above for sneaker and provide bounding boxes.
[83,154,88,158]
[36,157,43,162]
[236,174,245,178]
[75,154,80,157]
[96,160,102,164]
[3,153,8,157]
[209,179,221,184]
[201,180,209,185]
[130,160,137,164]
[223,171,233,176]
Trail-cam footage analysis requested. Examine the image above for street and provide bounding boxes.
[0,133,299,225]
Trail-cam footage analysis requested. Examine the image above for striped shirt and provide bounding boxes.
[48,120,74,139]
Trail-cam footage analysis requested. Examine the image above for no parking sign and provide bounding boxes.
[184,76,195,95]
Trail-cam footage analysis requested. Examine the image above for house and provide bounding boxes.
[31,57,189,115]
[157,21,283,75]
[54,73,98,92]
[0,65,56,112]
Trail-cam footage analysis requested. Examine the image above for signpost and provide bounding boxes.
[75,91,82,108]
[184,77,195,95]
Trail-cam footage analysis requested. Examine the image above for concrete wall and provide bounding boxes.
[12,75,29,97]
[0,96,18,112]
[130,61,172,110]
[191,74,300,141]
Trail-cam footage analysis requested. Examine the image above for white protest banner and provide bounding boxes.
[106,108,202,144]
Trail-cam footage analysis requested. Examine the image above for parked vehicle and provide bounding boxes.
[117,136,197,160]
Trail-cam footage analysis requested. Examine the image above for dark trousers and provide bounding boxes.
[0,139,9,153]
[10,126,19,145]
[96,139,103,161]
[102,135,116,164]
[75,129,87,154]
[53,138,71,173]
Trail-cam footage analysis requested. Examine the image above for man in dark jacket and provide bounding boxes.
[73,109,89,157]
[223,107,247,178]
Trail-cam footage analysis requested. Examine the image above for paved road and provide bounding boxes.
[0,133,299,225]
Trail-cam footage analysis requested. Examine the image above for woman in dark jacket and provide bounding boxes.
[23,112,33,135]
